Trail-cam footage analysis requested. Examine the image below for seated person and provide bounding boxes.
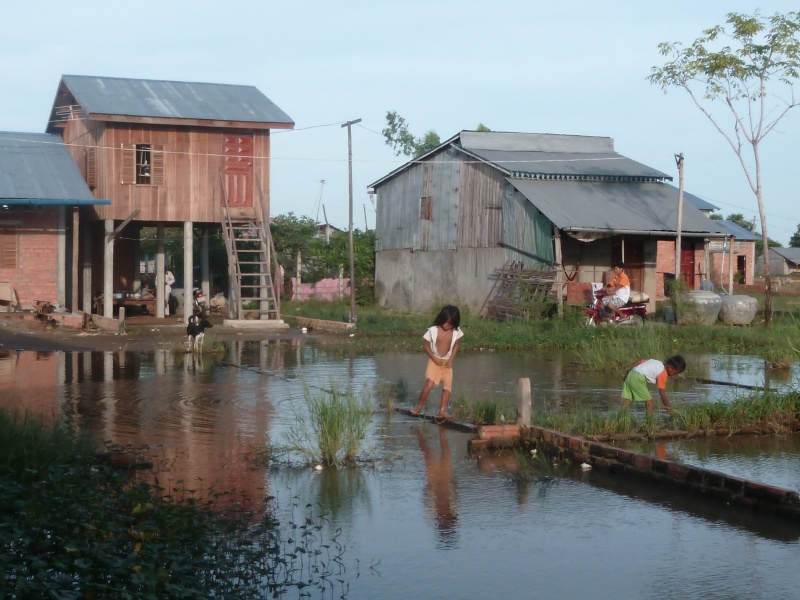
[603,262,630,319]
[140,281,155,298]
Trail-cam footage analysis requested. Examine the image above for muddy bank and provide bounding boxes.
[0,315,305,353]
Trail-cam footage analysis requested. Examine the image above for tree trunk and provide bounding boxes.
[756,192,772,325]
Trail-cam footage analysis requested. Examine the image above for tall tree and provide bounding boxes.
[790,224,800,248]
[649,11,800,324]
[382,112,492,158]
[726,213,755,231]
[382,111,441,158]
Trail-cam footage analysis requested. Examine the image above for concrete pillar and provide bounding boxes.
[103,219,114,319]
[57,206,66,308]
[82,227,92,313]
[156,224,165,318]
[184,221,193,323]
[201,228,210,301]
[71,207,79,312]
[516,377,531,427]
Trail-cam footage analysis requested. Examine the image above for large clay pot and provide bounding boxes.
[719,294,758,325]
[678,291,722,326]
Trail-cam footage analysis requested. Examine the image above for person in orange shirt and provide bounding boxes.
[603,262,631,320]
[621,355,686,417]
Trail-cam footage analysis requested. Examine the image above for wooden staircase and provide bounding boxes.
[220,208,280,321]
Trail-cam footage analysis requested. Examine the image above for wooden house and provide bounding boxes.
[756,247,800,276]
[46,75,294,321]
[368,131,728,314]
[0,132,108,313]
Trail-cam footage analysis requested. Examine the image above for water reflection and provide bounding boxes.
[2,344,800,599]
[415,426,458,549]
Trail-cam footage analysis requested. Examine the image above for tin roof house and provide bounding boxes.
[46,74,294,323]
[0,132,108,314]
[756,247,800,277]
[369,131,728,314]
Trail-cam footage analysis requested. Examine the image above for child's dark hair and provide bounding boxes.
[612,261,625,270]
[665,355,686,373]
[433,305,460,329]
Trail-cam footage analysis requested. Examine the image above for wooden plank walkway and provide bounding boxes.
[394,407,477,434]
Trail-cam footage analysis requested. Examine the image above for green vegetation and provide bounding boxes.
[284,384,374,466]
[286,301,800,372]
[0,408,347,598]
[270,213,375,303]
[533,389,800,439]
[451,396,515,426]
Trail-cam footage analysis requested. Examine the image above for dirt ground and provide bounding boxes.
[0,314,303,353]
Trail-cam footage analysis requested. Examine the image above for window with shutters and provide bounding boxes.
[0,229,19,269]
[420,196,433,221]
[85,147,97,189]
[122,144,165,185]
[135,144,151,184]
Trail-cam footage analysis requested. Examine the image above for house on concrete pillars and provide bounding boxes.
[46,74,294,322]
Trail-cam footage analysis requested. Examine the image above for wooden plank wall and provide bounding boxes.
[63,120,271,225]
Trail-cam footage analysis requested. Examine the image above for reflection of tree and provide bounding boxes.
[416,427,458,549]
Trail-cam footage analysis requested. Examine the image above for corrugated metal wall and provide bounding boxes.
[376,147,508,252]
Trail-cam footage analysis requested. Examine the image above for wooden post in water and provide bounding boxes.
[516,377,531,426]
[119,306,125,335]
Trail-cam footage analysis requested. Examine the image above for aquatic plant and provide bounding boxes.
[0,407,351,599]
[451,396,514,425]
[374,378,408,411]
[285,383,374,466]
[530,388,800,439]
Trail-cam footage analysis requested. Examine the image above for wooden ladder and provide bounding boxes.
[219,177,281,321]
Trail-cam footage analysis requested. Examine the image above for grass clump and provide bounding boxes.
[451,397,514,425]
[284,384,374,466]
[0,407,350,598]
[530,389,800,439]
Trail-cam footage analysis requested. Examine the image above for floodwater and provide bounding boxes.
[1,342,799,599]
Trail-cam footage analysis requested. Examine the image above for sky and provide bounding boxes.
[3,1,799,245]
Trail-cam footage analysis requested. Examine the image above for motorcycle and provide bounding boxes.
[192,287,207,313]
[584,288,648,327]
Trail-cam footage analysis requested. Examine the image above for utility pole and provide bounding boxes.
[674,153,684,290]
[342,118,361,323]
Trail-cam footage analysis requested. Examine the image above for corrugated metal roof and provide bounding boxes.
[466,147,670,179]
[772,247,800,263]
[508,178,728,237]
[369,131,672,189]
[0,132,106,204]
[58,75,294,126]
[671,185,719,211]
[717,219,761,241]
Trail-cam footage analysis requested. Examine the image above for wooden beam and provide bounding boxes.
[107,210,141,240]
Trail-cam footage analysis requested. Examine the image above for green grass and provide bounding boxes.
[0,407,348,598]
[285,301,799,368]
[283,383,375,466]
[530,389,800,438]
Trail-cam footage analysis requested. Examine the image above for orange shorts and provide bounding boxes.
[424,358,453,391]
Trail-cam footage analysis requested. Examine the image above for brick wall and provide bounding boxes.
[0,209,59,308]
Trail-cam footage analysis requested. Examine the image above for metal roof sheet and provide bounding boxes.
[679,187,719,211]
[0,132,106,204]
[508,178,728,237]
[717,219,761,241]
[368,131,672,189]
[59,75,294,126]
[771,247,800,263]
[466,147,670,179]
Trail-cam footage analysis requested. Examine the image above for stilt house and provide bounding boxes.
[46,75,294,321]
